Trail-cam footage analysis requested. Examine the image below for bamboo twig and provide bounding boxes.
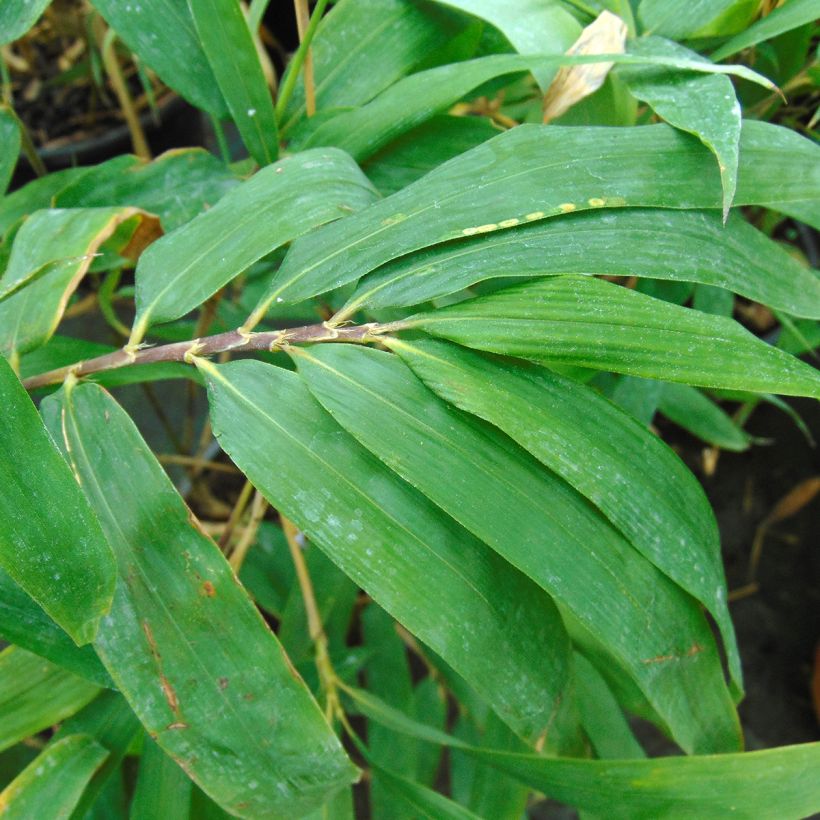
[22,320,400,390]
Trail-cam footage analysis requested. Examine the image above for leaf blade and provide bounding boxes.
[0,356,115,645]
[198,358,574,747]
[42,381,358,818]
[405,276,820,398]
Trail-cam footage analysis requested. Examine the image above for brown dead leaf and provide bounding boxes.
[542,10,627,123]
[749,476,820,581]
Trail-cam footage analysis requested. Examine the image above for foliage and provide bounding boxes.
[0,0,819,817]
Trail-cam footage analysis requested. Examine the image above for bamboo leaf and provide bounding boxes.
[0,208,161,358]
[131,148,376,339]
[54,150,238,232]
[387,338,742,693]
[279,0,470,134]
[188,0,279,165]
[130,737,193,820]
[52,691,142,819]
[0,356,115,645]
[403,276,820,397]
[41,381,358,818]
[290,51,772,162]
[351,684,820,820]
[619,37,741,217]
[198,358,574,746]
[0,735,108,820]
[342,208,819,320]
[0,0,51,45]
[0,569,112,688]
[293,344,740,754]
[0,107,19,196]
[89,0,228,116]
[637,0,737,38]
[0,647,100,753]
[255,120,819,312]
[711,0,820,61]
[658,383,751,451]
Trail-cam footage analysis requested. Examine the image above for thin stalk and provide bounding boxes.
[158,454,239,474]
[22,319,402,391]
[229,489,268,572]
[219,478,255,549]
[293,0,316,116]
[274,0,329,121]
[94,20,151,160]
[282,515,340,721]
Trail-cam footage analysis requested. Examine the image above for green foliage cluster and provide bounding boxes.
[0,0,819,817]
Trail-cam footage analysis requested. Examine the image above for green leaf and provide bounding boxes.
[637,0,737,38]
[279,0,470,135]
[0,734,108,820]
[433,0,581,87]
[292,344,739,754]
[658,383,751,451]
[255,119,819,311]
[0,569,112,687]
[403,276,820,397]
[0,167,92,237]
[574,653,645,759]
[198,358,573,746]
[54,150,238,231]
[188,0,278,165]
[387,338,742,693]
[711,0,819,61]
[52,691,142,818]
[0,208,160,358]
[0,107,19,196]
[89,0,228,116]
[0,647,100,753]
[0,207,160,302]
[130,738,192,820]
[130,148,376,339]
[0,356,115,645]
[370,763,482,819]
[341,208,819,319]
[619,37,741,217]
[363,115,500,196]
[291,52,772,162]
[0,0,51,45]
[42,381,357,818]
[350,684,820,820]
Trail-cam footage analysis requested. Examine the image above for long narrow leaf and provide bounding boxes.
[711,0,819,61]
[0,647,100,753]
[131,148,375,339]
[198,358,574,747]
[341,208,819,320]
[0,735,108,820]
[188,0,279,165]
[293,344,740,754]
[89,0,228,116]
[253,119,819,313]
[387,338,742,693]
[0,356,115,645]
[403,276,820,397]
[42,381,357,818]
[0,569,112,687]
[350,684,820,820]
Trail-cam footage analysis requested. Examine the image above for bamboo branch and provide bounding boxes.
[22,320,400,391]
